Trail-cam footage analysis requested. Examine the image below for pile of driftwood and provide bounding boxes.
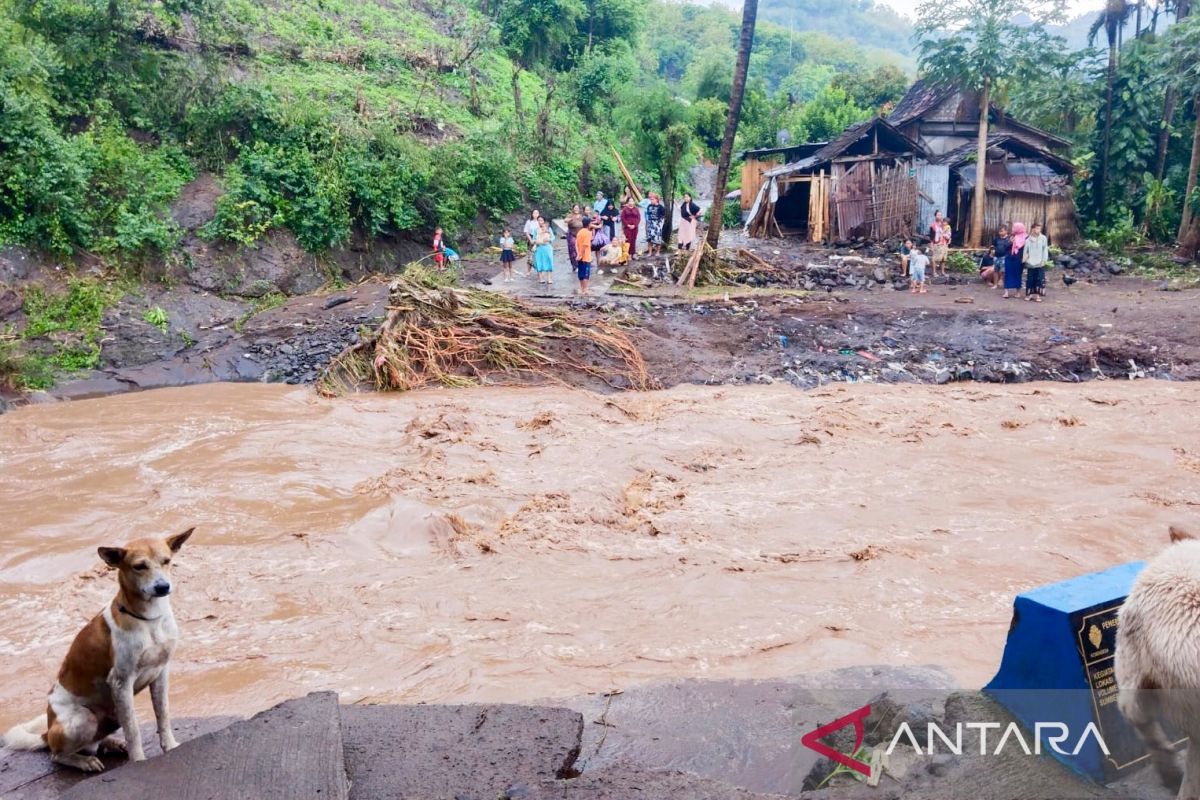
[672,246,788,288]
[318,266,652,395]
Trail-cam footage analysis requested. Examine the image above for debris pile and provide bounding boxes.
[318,266,653,395]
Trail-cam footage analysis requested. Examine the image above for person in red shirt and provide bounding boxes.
[620,198,641,261]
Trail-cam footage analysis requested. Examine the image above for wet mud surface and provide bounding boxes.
[10,259,1199,407]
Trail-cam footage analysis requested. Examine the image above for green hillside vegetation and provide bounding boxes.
[755,0,912,55]
[0,0,913,270]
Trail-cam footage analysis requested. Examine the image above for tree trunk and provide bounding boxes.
[536,76,555,147]
[511,65,524,130]
[1154,88,1178,180]
[1097,42,1117,216]
[969,79,991,247]
[587,0,595,53]
[1177,95,1200,258]
[1135,0,1143,37]
[1154,0,1189,179]
[705,0,758,251]
[661,170,676,249]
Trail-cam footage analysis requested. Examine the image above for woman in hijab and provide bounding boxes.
[1003,222,1028,299]
[677,193,701,251]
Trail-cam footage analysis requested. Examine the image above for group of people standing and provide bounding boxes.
[989,222,1050,301]
[899,210,1051,301]
[496,190,703,295]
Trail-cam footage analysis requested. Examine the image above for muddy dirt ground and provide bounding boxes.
[6,247,1196,406]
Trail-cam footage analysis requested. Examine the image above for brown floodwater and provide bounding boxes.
[1,381,1197,727]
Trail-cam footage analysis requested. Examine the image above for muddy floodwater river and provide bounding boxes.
[1,381,1198,727]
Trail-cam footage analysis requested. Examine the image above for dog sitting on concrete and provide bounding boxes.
[3,529,193,772]
[1116,525,1200,798]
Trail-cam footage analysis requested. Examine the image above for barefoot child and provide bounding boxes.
[575,217,598,296]
[499,229,515,282]
[909,246,930,294]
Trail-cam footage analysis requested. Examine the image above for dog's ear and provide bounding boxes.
[1170,526,1195,543]
[166,527,194,553]
[98,547,125,567]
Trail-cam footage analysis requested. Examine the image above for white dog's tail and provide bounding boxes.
[3,715,48,751]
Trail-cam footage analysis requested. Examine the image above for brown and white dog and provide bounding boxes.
[2,529,193,772]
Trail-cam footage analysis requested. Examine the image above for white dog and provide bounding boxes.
[1116,526,1200,797]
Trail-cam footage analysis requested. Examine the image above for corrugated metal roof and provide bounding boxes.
[762,118,924,178]
[933,135,1075,174]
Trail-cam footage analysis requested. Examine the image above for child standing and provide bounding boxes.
[575,217,597,296]
[1023,222,1050,302]
[499,229,515,282]
[432,227,446,271]
[908,246,930,294]
[899,239,913,277]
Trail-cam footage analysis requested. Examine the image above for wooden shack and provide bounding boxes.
[936,135,1080,245]
[889,80,1078,241]
[744,117,923,242]
[889,79,1071,157]
[738,143,826,211]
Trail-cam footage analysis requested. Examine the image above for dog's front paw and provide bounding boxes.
[128,747,147,763]
[161,734,179,752]
[98,737,127,755]
[80,755,105,773]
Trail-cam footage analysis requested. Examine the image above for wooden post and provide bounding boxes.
[611,146,643,203]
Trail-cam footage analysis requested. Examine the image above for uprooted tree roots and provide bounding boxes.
[672,245,788,287]
[318,267,654,396]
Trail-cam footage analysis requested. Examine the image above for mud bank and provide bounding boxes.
[7,265,1200,409]
[1,381,1196,729]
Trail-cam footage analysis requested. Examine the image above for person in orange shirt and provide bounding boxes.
[575,217,598,296]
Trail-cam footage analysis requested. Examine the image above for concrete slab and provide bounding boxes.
[341,703,582,800]
[515,765,789,799]
[1,715,237,800]
[553,666,960,796]
[56,692,348,800]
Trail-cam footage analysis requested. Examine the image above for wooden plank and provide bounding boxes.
[611,146,643,204]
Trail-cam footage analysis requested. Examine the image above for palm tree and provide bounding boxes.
[704,0,758,252]
[915,0,1062,247]
[1089,0,1135,216]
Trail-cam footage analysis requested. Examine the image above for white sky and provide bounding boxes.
[877,0,1104,19]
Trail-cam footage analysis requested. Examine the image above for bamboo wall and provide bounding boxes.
[960,190,1081,246]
